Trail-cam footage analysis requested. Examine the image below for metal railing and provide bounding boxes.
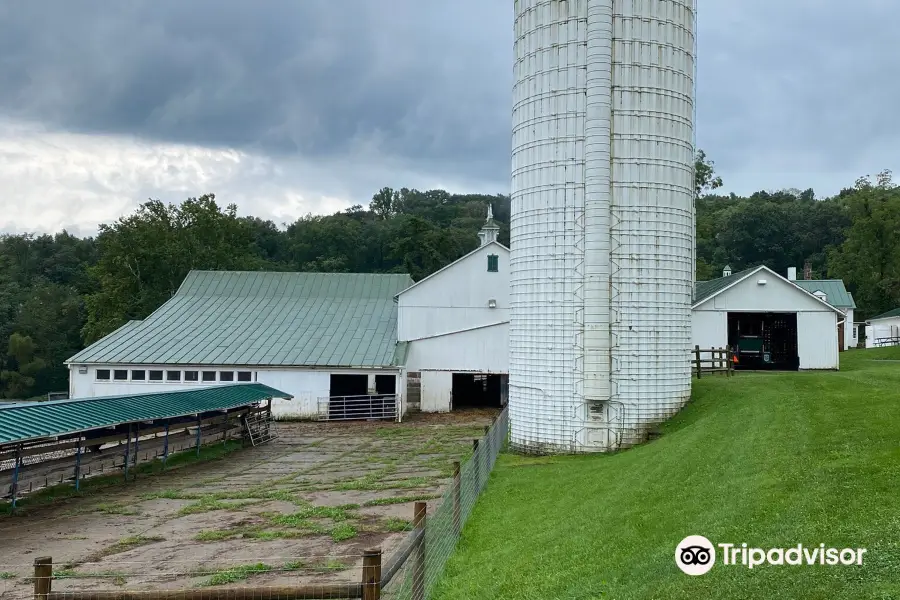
[316,394,400,422]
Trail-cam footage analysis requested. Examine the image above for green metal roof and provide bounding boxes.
[694,267,760,305]
[791,280,856,308]
[868,308,900,321]
[0,383,290,446]
[67,271,414,367]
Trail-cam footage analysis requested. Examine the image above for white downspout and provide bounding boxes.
[583,0,614,443]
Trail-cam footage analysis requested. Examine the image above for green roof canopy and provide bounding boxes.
[0,383,290,446]
[868,308,900,321]
[66,271,413,368]
[791,280,856,309]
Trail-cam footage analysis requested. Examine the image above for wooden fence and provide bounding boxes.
[693,345,734,378]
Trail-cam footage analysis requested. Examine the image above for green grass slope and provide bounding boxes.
[433,348,900,600]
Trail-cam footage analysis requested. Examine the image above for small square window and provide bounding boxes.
[487,254,499,272]
[237,371,252,382]
[131,370,146,381]
[202,371,217,382]
[219,371,235,382]
[166,370,181,382]
[113,369,128,381]
[149,370,163,381]
[96,369,110,381]
[185,371,199,382]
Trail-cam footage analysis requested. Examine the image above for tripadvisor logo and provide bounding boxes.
[675,536,867,575]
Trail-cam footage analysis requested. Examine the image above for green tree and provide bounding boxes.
[0,333,46,399]
[695,149,724,198]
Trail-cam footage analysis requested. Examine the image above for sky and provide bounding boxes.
[0,0,896,236]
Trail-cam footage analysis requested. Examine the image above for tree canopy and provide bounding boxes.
[1,151,896,399]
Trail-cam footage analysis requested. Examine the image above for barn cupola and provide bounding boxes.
[477,203,501,247]
[722,265,732,277]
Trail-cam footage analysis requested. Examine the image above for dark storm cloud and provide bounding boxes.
[698,0,900,193]
[0,1,513,182]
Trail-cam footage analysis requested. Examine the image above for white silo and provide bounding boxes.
[509,0,697,453]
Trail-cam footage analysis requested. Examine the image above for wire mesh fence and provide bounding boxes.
[3,406,509,600]
[382,405,509,599]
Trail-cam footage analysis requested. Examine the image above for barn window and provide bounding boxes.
[237,371,252,382]
[166,370,181,382]
[131,370,146,381]
[487,254,499,272]
[202,371,216,382]
[184,370,199,382]
[113,369,128,381]
[220,371,235,382]
[149,370,163,381]
[96,369,110,381]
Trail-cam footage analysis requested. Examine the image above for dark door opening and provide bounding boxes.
[375,375,396,395]
[329,374,369,419]
[451,373,507,410]
[728,312,799,371]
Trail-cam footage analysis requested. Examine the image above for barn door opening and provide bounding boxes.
[451,373,507,410]
[727,312,799,371]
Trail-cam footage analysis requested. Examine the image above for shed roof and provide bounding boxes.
[67,271,414,367]
[0,383,290,446]
[868,308,900,321]
[791,280,856,308]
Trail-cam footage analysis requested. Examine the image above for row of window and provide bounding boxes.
[96,369,254,383]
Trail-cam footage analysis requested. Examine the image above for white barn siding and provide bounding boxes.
[420,371,453,413]
[398,243,509,342]
[797,312,839,369]
[70,365,400,419]
[405,324,509,374]
[691,311,727,350]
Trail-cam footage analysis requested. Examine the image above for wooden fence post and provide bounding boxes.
[472,439,480,490]
[412,501,427,600]
[361,548,382,600]
[726,345,733,377]
[74,438,82,492]
[452,460,461,537]
[694,345,702,379]
[33,556,52,599]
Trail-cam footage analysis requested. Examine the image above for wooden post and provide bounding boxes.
[74,438,82,492]
[361,548,382,600]
[412,502,427,600]
[195,414,202,456]
[726,345,733,377]
[694,345,702,379]
[472,439,480,490]
[162,422,170,469]
[33,556,52,599]
[452,460,461,537]
[10,445,22,513]
[123,424,132,482]
[132,423,140,479]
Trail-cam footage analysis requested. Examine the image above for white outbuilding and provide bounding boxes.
[692,265,846,370]
[396,208,509,412]
[865,308,900,348]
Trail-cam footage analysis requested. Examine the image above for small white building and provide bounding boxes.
[692,265,845,370]
[66,271,412,419]
[396,208,509,412]
[865,308,900,348]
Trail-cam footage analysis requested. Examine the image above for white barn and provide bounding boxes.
[692,265,845,370]
[66,271,412,419]
[865,308,900,348]
[396,209,509,412]
[788,269,857,350]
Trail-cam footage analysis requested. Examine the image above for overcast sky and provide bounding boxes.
[1,1,896,236]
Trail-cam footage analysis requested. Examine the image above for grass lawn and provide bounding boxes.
[432,347,900,599]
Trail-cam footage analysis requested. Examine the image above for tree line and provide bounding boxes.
[1,152,897,399]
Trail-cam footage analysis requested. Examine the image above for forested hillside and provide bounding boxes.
[1,154,898,399]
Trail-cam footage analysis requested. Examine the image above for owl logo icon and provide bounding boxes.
[676,535,716,575]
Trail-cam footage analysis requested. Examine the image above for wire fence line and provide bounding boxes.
[6,406,510,600]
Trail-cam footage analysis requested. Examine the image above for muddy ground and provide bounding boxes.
[0,409,497,597]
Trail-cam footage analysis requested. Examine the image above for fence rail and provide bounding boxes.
[21,406,511,600]
[693,345,735,378]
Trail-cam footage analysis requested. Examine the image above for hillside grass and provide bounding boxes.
[433,347,900,599]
